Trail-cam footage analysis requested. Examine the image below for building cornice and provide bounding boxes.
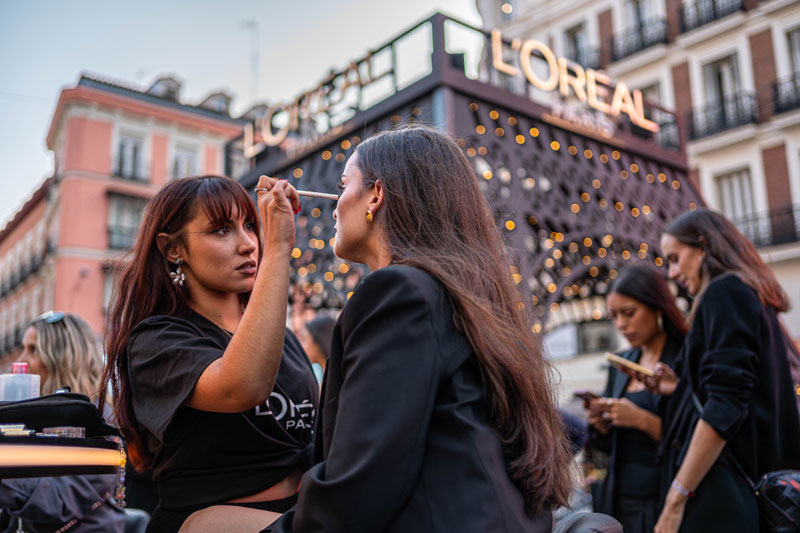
[0,177,53,244]
[46,85,245,149]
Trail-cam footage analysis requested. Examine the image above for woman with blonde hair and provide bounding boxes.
[0,311,125,532]
[16,311,105,397]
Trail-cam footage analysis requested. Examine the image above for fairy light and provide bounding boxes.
[489,110,500,120]
[550,141,560,151]
[529,127,540,137]
[476,125,486,134]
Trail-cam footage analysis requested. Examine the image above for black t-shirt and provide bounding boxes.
[126,310,318,511]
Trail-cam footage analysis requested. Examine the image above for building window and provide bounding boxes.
[228,150,249,180]
[116,134,145,181]
[108,195,147,249]
[716,168,755,225]
[789,28,800,75]
[172,145,197,179]
[703,54,740,103]
[565,24,598,68]
[625,0,649,28]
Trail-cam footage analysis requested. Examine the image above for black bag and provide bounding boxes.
[692,393,800,532]
[0,391,119,438]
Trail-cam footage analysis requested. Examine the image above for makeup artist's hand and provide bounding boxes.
[256,175,300,253]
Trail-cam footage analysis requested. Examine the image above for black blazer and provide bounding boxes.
[661,274,800,530]
[267,265,552,532]
[589,339,682,516]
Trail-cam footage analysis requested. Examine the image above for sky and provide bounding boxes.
[0,0,482,227]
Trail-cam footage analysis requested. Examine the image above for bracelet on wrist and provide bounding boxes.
[671,479,695,498]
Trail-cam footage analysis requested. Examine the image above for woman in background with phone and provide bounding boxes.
[584,264,687,533]
[652,208,800,533]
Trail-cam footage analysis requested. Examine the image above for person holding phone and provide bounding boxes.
[584,264,687,533]
[651,209,800,533]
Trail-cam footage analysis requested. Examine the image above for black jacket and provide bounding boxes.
[661,274,800,531]
[268,265,552,532]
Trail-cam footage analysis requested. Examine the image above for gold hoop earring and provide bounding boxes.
[366,211,373,224]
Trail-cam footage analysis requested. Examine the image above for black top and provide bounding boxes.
[662,274,800,492]
[615,390,659,497]
[267,265,553,533]
[589,338,682,515]
[126,311,318,511]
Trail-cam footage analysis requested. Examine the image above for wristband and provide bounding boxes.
[671,479,695,498]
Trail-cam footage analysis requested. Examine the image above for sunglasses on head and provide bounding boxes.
[37,311,65,324]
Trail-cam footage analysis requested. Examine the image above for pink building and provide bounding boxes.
[0,74,250,368]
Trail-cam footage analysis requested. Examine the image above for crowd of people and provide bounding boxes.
[1,125,799,532]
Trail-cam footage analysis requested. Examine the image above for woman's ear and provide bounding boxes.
[368,180,385,217]
[156,232,182,263]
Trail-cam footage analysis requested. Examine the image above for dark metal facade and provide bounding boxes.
[238,13,705,326]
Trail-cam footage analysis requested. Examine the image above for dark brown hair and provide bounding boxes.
[355,125,572,514]
[665,208,789,314]
[609,264,688,343]
[100,176,260,469]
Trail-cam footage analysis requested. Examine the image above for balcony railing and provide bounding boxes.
[610,17,667,62]
[688,91,757,140]
[773,72,800,115]
[680,0,744,33]
[730,204,800,248]
[108,225,139,249]
[566,46,600,70]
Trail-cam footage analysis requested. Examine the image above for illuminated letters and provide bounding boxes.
[492,29,659,133]
[520,39,559,91]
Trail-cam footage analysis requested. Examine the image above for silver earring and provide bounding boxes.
[170,258,185,287]
[657,315,664,331]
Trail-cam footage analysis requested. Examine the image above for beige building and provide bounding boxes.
[478,0,800,338]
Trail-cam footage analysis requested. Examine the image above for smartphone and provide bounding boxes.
[605,352,656,377]
[573,390,599,403]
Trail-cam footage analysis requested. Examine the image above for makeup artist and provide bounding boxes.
[100,175,318,532]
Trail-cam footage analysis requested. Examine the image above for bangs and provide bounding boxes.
[194,176,257,226]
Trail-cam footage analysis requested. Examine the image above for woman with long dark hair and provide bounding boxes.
[584,264,687,533]
[100,175,318,532]
[651,208,800,532]
[265,126,572,532]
